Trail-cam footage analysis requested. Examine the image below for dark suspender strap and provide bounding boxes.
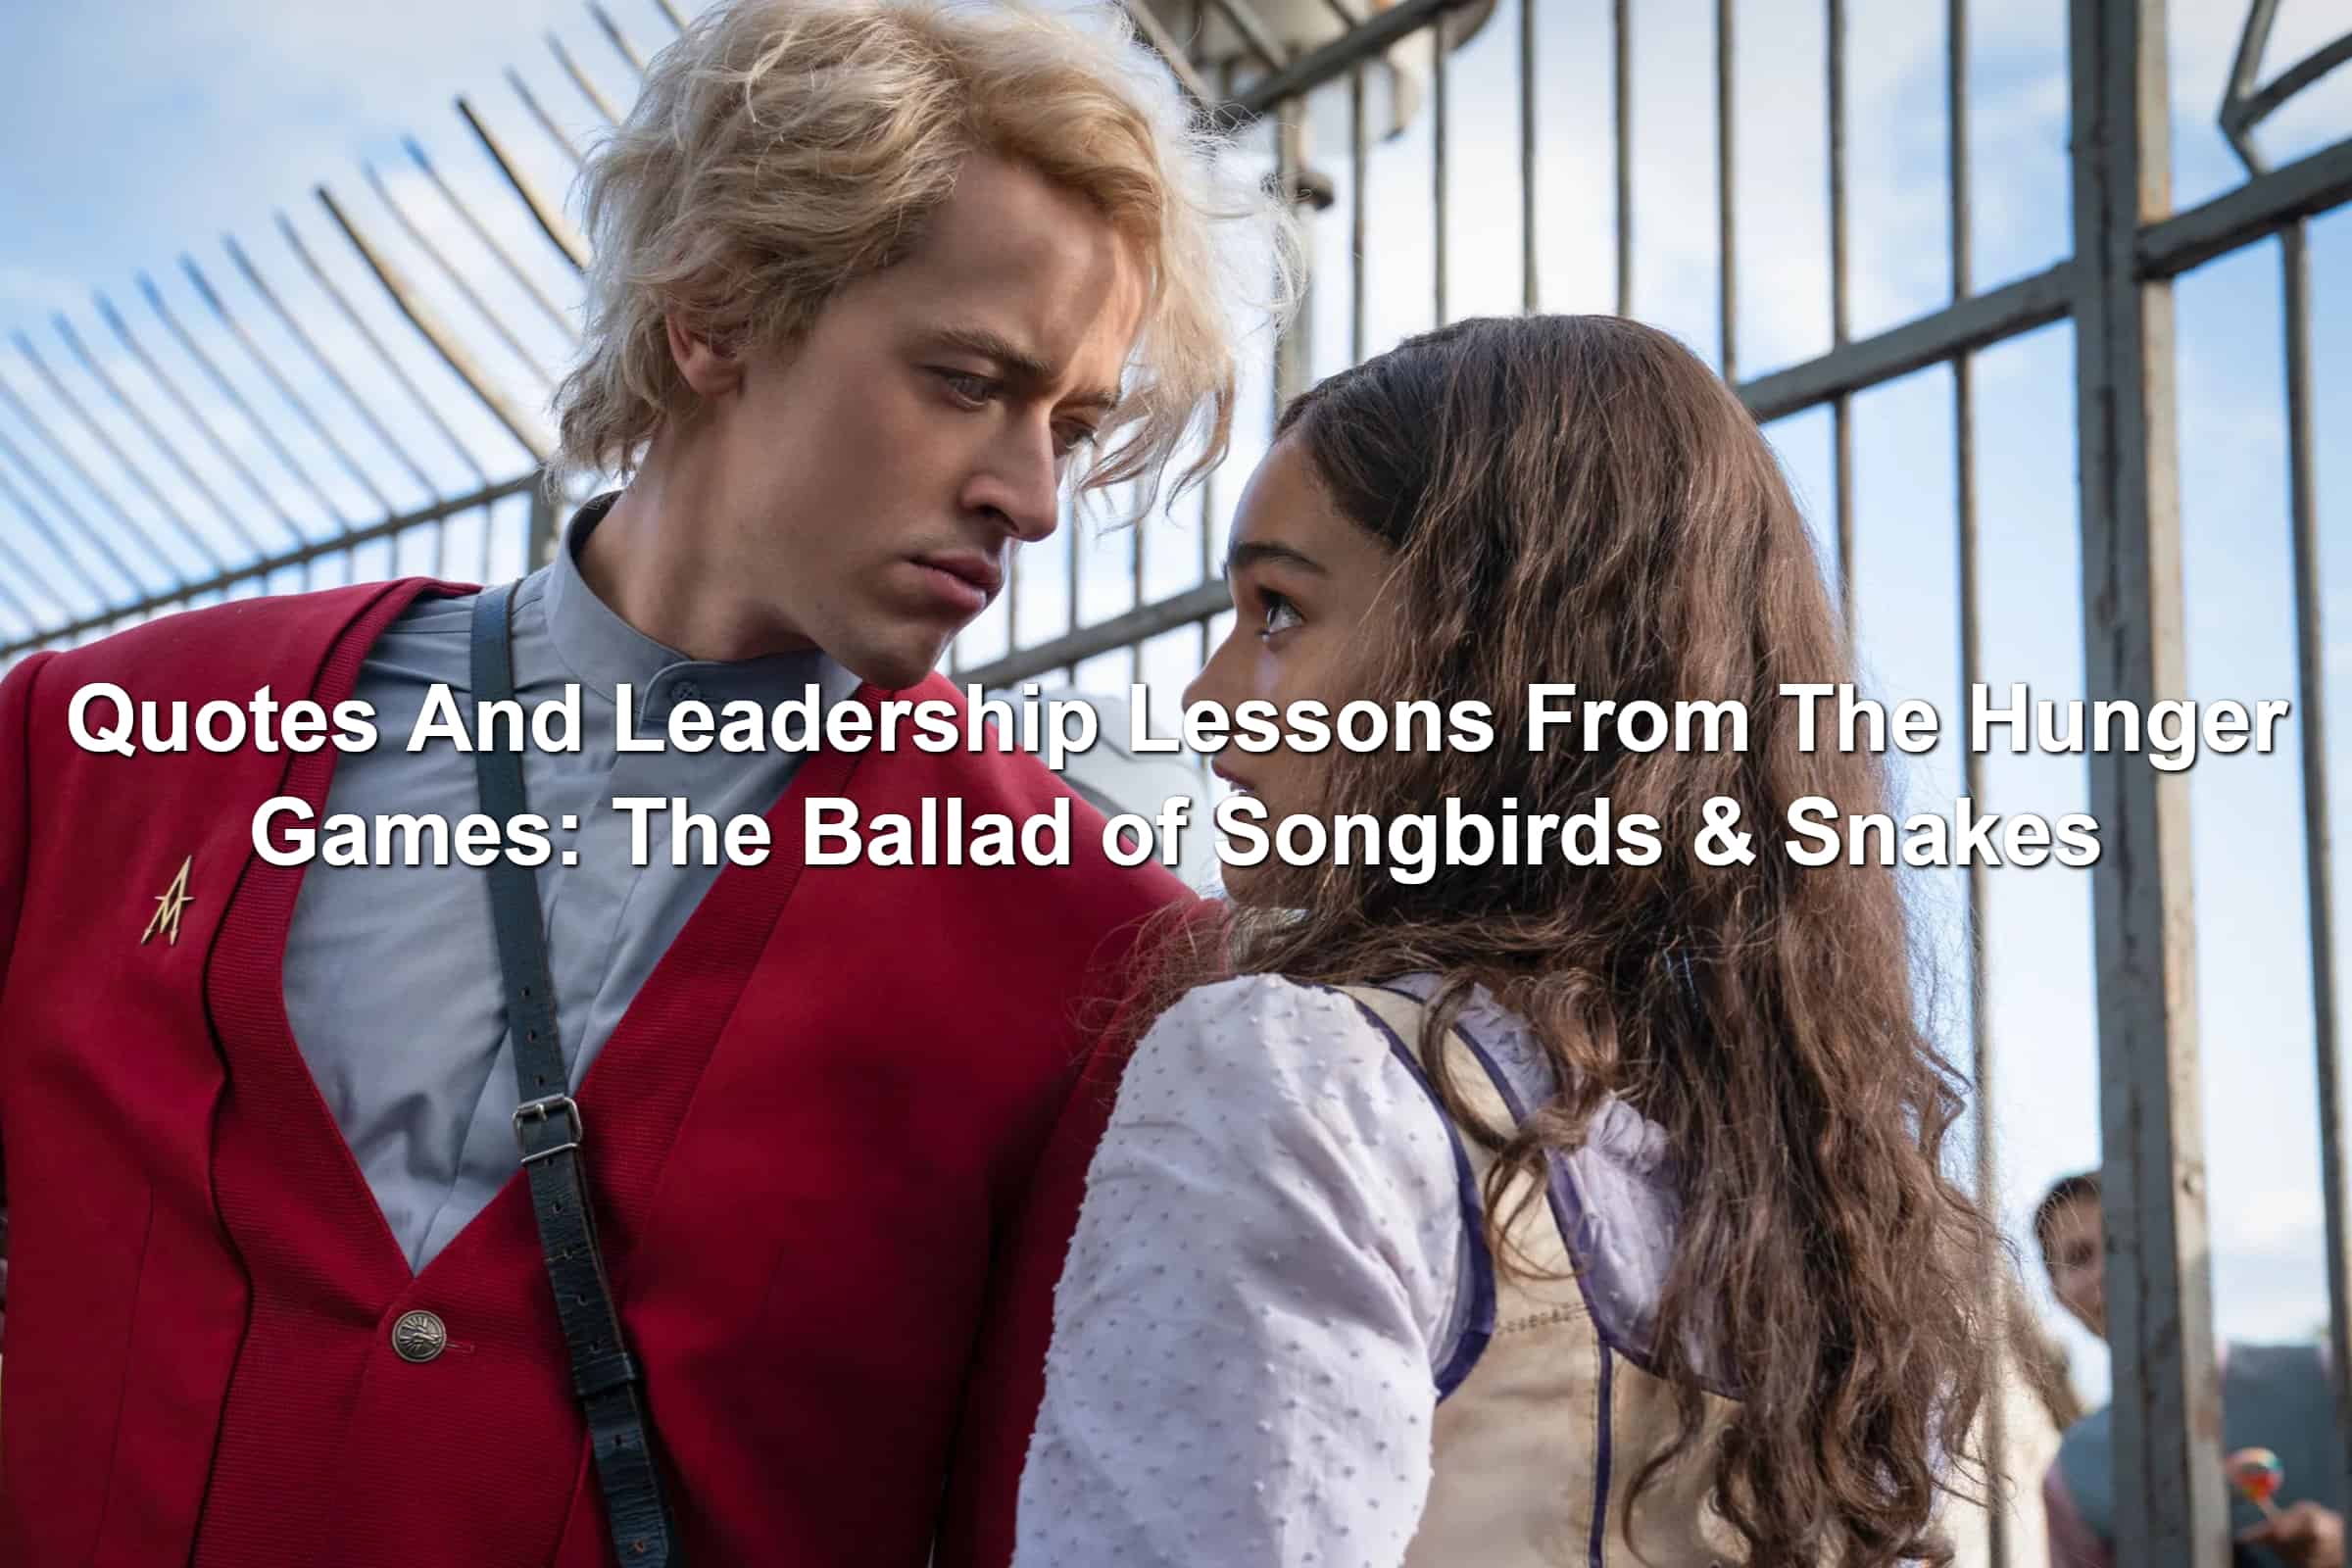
[469,583,682,1565]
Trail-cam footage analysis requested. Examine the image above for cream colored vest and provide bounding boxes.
[1340,986,1741,1568]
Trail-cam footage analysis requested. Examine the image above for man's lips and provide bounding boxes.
[912,551,1003,600]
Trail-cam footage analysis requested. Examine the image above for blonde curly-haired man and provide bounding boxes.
[0,4,1291,1563]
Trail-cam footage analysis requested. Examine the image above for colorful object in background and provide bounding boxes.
[2227,1446,2286,1519]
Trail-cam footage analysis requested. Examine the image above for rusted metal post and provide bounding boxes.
[457,96,592,271]
[2071,0,2225,1561]
[1717,0,1735,377]
[526,475,561,574]
[1949,0,2008,1554]
[2281,211,2352,1523]
[1828,0,1853,630]
[1274,91,1312,410]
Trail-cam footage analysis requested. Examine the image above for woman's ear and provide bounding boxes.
[666,311,745,400]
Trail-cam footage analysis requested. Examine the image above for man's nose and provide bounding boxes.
[969,425,1061,544]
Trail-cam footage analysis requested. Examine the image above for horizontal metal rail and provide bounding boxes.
[1226,0,1478,120]
[2138,134,2352,277]
[0,473,536,659]
[965,124,2349,691]
[6,0,2346,703]
[962,579,1229,690]
[1740,263,2075,424]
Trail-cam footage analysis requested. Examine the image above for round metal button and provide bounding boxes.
[391,1309,448,1364]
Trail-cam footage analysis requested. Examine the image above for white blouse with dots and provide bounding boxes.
[1009,973,1553,1566]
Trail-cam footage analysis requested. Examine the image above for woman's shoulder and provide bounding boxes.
[1371,974,1717,1388]
[1125,974,1433,1124]
[1094,972,1478,1361]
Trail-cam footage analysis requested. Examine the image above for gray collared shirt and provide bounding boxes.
[282,496,859,1272]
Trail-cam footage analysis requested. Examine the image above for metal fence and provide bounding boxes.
[2,0,2350,1561]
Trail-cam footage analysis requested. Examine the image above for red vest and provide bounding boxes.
[0,579,1181,1566]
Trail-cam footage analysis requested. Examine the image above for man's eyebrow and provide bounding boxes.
[1222,540,1328,579]
[918,325,1122,414]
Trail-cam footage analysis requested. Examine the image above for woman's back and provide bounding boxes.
[1347,980,1740,1567]
[1019,971,1740,1564]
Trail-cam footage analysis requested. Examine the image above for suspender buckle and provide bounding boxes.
[514,1094,585,1164]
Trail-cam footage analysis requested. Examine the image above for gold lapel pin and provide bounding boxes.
[141,855,196,946]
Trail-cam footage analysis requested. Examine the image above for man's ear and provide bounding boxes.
[667,312,746,400]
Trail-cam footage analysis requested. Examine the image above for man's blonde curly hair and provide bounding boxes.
[551,0,1298,515]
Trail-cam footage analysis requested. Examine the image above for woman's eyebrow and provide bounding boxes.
[1222,540,1328,579]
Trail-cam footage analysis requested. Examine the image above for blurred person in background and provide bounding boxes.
[2036,1170,2346,1568]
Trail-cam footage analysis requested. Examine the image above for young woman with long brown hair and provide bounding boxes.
[1010,314,2000,1566]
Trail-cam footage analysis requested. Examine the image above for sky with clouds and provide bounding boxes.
[3,0,2351,1423]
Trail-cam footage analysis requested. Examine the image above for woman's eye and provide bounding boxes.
[1258,593,1303,638]
[1054,423,1100,460]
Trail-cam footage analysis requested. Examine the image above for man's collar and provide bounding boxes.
[540,490,860,724]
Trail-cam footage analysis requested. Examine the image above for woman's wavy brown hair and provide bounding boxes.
[1155,314,2000,1563]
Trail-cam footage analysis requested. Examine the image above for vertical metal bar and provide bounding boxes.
[1274,94,1312,409]
[319,180,561,463]
[182,254,398,514]
[2282,214,2352,1520]
[1718,0,1736,377]
[458,96,594,271]
[1008,530,1024,656]
[49,313,277,559]
[1350,63,1368,363]
[1433,24,1449,327]
[11,333,233,574]
[279,207,498,482]
[1198,466,1217,672]
[0,411,153,598]
[2069,0,2222,1561]
[139,272,357,532]
[1119,0,1220,119]
[1205,47,1233,682]
[1520,0,1538,314]
[0,517,47,628]
[2224,0,2279,109]
[222,236,442,499]
[1202,0,1285,71]
[0,453,119,606]
[1949,0,1973,314]
[1067,503,1084,688]
[1130,509,1146,687]
[590,3,648,74]
[551,34,625,125]
[526,479,561,574]
[93,292,310,549]
[1949,0,2005,1557]
[506,69,585,166]
[405,139,578,340]
[0,571,46,637]
[1614,0,1632,316]
[363,162,555,382]
[0,468,86,617]
[1828,0,1853,630]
